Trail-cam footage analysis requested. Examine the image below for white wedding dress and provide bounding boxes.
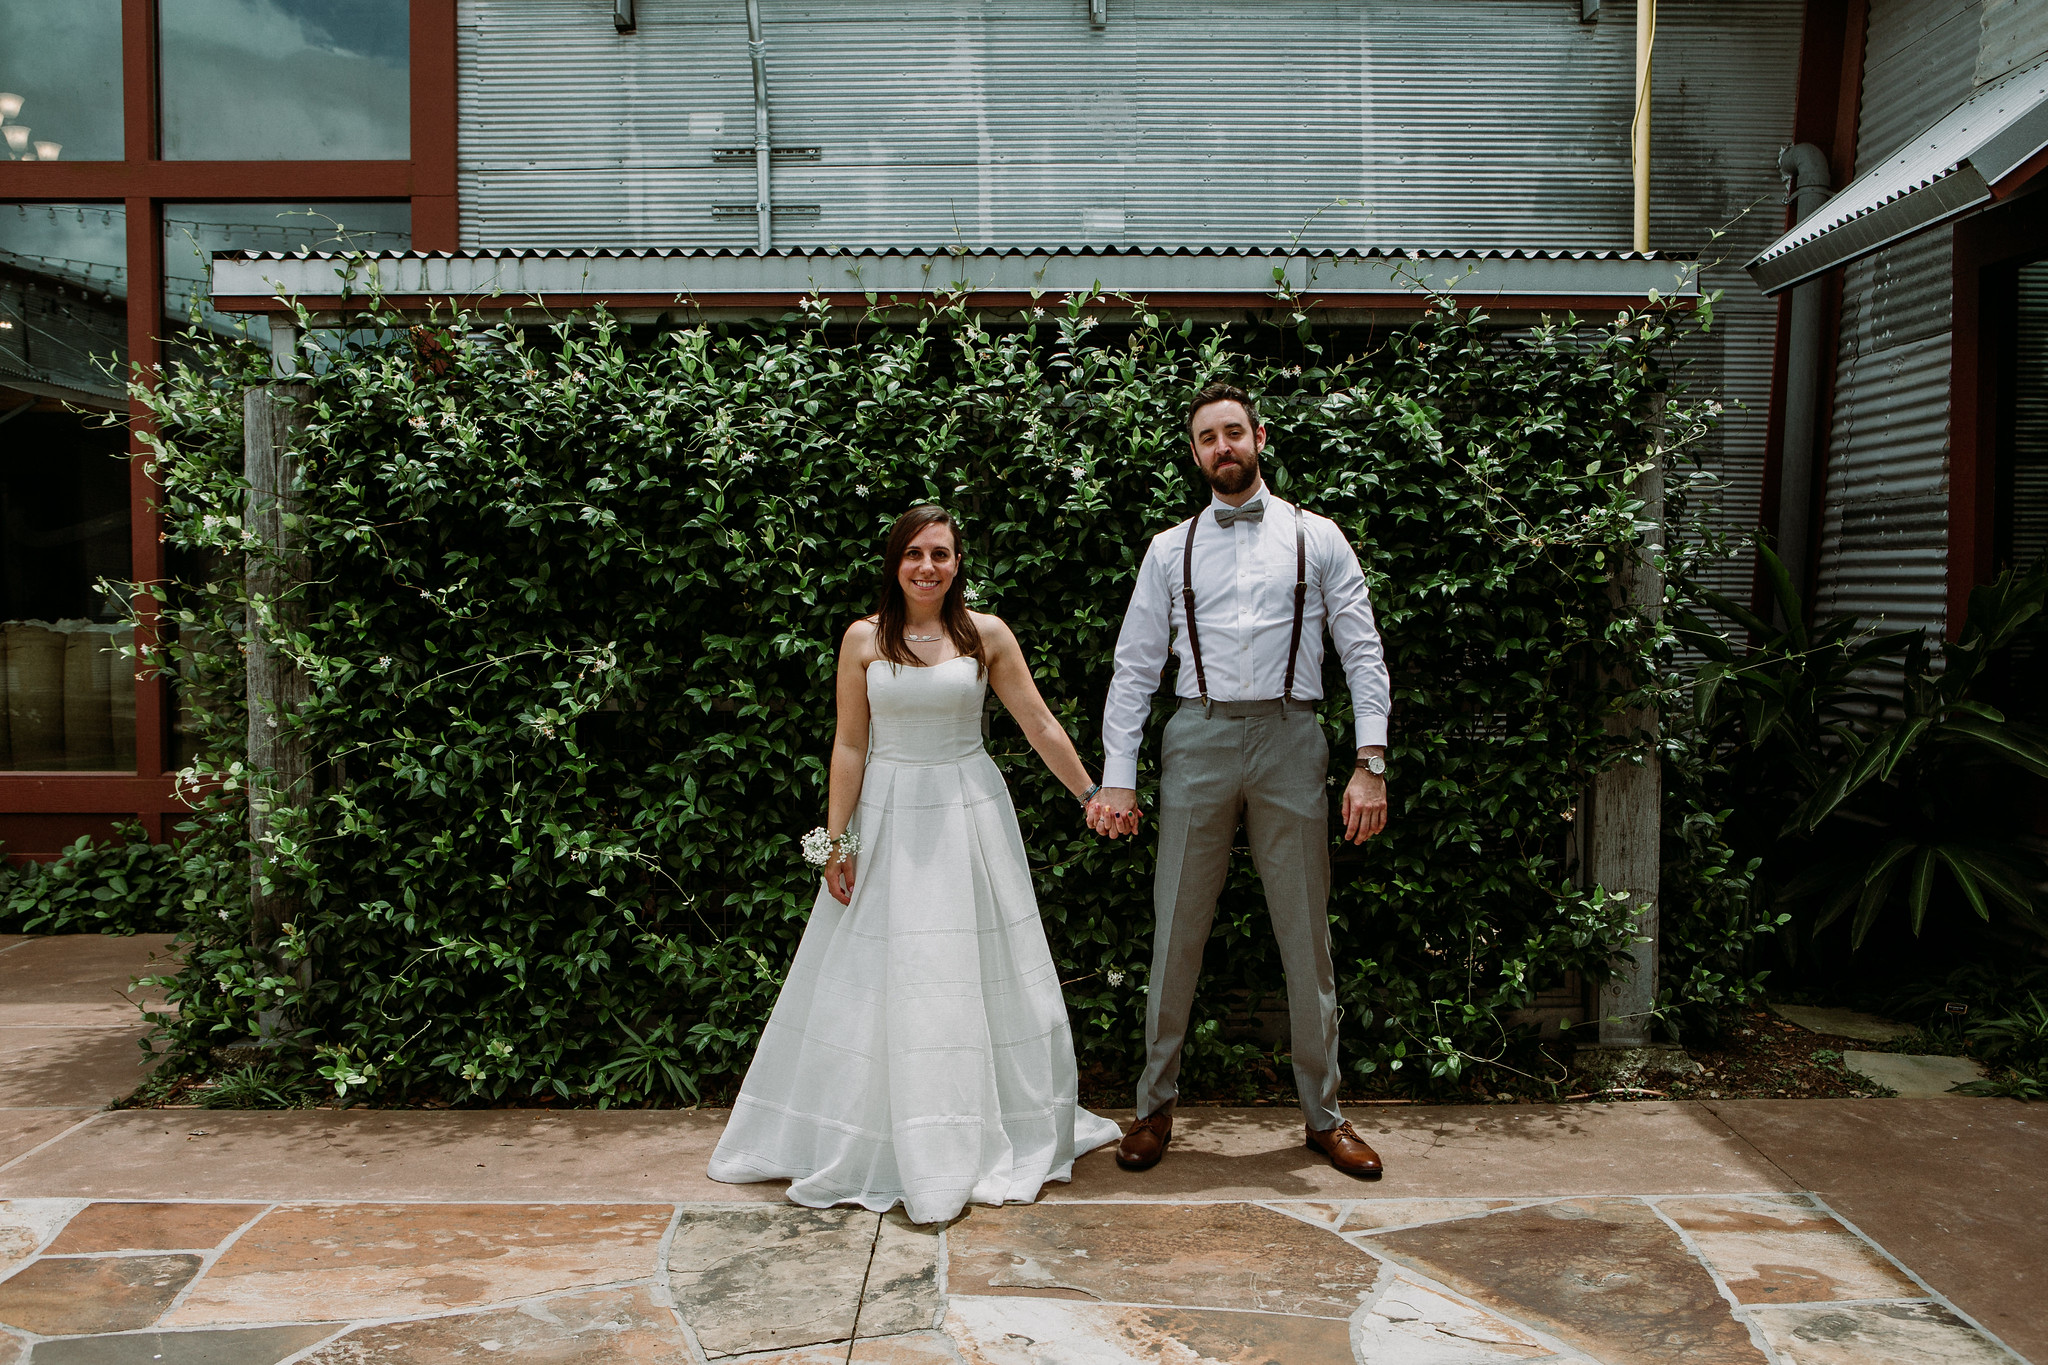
[707,655,1122,1224]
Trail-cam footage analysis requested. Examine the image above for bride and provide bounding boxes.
[707,504,1125,1224]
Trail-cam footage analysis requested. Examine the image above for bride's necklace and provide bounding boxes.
[905,633,943,642]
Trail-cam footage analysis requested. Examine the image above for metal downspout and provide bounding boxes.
[746,0,772,254]
[1775,143,1834,612]
[1632,0,1656,252]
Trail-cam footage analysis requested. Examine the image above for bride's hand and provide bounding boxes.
[825,852,857,904]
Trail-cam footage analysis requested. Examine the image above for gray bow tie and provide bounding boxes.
[1214,502,1264,527]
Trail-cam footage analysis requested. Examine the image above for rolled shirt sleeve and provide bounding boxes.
[1100,539,1173,789]
[1319,523,1392,749]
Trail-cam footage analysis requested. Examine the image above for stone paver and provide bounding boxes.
[1844,1050,1987,1097]
[948,1200,1380,1317]
[1748,1301,2017,1363]
[1356,1270,1576,1361]
[0,1200,83,1274]
[943,1295,1355,1364]
[164,1202,671,1326]
[42,1201,264,1254]
[0,1030,155,1109]
[0,1113,96,1170]
[1363,1197,1771,1363]
[0,1253,201,1335]
[0,935,173,1028]
[667,1206,940,1357]
[1660,1194,1921,1304]
[1769,1004,1918,1043]
[300,1286,688,1362]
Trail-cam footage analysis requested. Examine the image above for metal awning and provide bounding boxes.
[1747,55,2048,296]
[209,245,1696,320]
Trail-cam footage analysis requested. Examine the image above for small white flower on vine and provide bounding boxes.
[1105,968,1127,987]
[408,416,428,430]
[570,370,587,384]
[1032,307,1045,318]
[963,583,983,605]
[854,484,869,497]
[522,368,539,379]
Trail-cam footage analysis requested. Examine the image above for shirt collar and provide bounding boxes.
[1207,480,1273,517]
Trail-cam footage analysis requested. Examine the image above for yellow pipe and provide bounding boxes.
[1633,0,1656,253]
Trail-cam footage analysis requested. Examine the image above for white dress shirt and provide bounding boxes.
[1100,484,1391,789]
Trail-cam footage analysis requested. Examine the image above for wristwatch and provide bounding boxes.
[1356,755,1387,777]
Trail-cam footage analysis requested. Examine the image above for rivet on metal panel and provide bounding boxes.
[1090,0,1107,28]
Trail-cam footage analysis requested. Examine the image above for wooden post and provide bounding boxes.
[244,379,310,955]
[1592,393,1665,1050]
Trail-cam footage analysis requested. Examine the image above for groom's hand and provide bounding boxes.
[1087,787,1141,839]
[1342,769,1388,843]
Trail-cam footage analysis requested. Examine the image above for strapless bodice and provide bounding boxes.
[866,656,986,766]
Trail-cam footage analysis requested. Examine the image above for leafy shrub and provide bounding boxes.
[0,822,190,935]
[133,287,1720,1103]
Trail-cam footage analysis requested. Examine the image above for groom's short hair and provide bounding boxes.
[1186,382,1259,436]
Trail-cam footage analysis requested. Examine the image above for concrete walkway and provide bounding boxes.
[0,935,2040,1364]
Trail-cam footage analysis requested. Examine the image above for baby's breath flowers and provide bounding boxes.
[801,828,861,866]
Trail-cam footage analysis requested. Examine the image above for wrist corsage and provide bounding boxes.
[800,827,862,866]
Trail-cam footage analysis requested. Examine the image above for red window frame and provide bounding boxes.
[0,0,456,854]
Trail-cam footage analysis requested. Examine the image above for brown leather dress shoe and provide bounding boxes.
[1306,1120,1384,1179]
[1116,1103,1174,1171]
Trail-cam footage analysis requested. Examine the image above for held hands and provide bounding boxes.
[1085,787,1143,839]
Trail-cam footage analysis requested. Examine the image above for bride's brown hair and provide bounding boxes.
[873,505,986,673]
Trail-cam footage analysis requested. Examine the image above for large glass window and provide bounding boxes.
[163,201,411,348]
[159,0,410,161]
[0,204,133,772]
[0,0,125,162]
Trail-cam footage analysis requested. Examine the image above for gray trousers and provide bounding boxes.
[1135,700,1343,1130]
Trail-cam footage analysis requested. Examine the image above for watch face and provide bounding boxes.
[1367,756,1386,775]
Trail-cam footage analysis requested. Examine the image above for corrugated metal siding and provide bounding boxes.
[1652,1,1801,603]
[1812,0,1982,635]
[2013,261,2048,572]
[1977,0,2048,86]
[1815,229,1955,630]
[458,0,1727,252]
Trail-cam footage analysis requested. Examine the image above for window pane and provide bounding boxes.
[163,202,411,348]
[159,0,410,160]
[0,0,124,162]
[0,204,133,772]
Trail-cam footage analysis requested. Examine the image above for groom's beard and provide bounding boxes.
[1204,452,1259,496]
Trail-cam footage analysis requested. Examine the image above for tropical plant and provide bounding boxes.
[1677,550,2048,953]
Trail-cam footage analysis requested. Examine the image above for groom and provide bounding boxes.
[1085,383,1391,1179]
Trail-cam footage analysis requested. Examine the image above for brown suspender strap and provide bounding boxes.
[1283,503,1307,701]
[1183,502,1309,707]
[1181,514,1208,703]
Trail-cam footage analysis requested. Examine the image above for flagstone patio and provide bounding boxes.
[0,934,2040,1364]
[0,1191,2023,1363]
